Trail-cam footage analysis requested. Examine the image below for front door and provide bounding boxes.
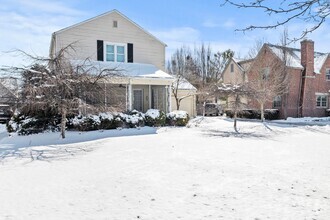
[133,89,143,112]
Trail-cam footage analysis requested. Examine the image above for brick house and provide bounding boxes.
[222,40,330,118]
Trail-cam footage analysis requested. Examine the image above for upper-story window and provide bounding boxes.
[230,63,234,73]
[326,68,330,80]
[105,43,126,62]
[261,67,270,80]
[113,20,118,28]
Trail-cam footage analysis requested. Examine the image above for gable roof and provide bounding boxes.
[266,44,329,74]
[53,9,167,47]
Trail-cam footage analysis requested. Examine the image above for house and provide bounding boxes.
[222,40,330,118]
[49,10,196,116]
[0,77,19,122]
[0,77,19,108]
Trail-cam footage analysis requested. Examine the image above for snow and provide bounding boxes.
[71,60,173,79]
[145,109,160,119]
[173,77,197,90]
[0,117,330,219]
[167,110,188,119]
[268,44,329,74]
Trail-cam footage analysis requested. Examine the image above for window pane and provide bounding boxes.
[117,46,125,54]
[106,45,114,53]
[117,54,125,62]
[106,54,115,62]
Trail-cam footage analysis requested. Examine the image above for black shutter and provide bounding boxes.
[127,43,133,63]
[97,40,104,61]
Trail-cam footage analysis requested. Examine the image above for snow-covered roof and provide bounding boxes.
[267,44,329,74]
[71,60,173,79]
[172,77,197,90]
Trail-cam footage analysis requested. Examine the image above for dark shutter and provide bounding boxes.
[97,40,104,61]
[127,43,133,63]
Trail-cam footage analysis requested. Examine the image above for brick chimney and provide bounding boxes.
[300,39,314,76]
[299,39,316,117]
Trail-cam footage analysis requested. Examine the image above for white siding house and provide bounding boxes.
[50,10,196,116]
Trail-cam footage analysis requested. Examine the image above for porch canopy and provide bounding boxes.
[71,60,174,113]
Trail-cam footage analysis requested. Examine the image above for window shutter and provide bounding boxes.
[97,40,104,61]
[127,43,133,63]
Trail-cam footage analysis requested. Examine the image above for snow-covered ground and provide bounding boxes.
[0,117,330,219]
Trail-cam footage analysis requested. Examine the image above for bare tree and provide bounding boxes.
[246,34,290,121]
[2,44,118,138]
[217,83,253,132]
[167,46,196,110]
[221,0,330,40]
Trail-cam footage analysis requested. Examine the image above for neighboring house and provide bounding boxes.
[222,40,330,118]
[221,58,253,108]
[49,9,196,115]
[0,77,19,121]
[0,77,19,107]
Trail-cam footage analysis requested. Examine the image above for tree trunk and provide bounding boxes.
[283,94,288,119]
[176,98,180,110]
[234,110,238,133]
[61,106,67,139]
[260,102,265,122]
[202,101,206,117]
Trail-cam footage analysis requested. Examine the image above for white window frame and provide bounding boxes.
[104,42,127,63]
[326,68,330,81]
[316,93,328,108]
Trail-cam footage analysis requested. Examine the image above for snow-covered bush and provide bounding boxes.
[70,115,101,131]
[7,112,61,135]
[99,112,116,129]
[19,116,60,135]
[121,110,145,128]
[144,109,166,127]
[166,110,189,126]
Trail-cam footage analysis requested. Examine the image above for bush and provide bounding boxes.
[70,115,100,131]
[120,110,145,128]
[144,109,166,127]
[166,111,189,126]
[99,113,116,129]
[224,109,279,120]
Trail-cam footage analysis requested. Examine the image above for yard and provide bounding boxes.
[0,117,329,219]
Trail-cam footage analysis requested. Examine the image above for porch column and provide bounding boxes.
[148,85,152,109]
[166,85,172,113]
[128,80,132,111]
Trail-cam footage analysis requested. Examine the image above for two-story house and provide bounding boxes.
[50,10,196,116]
[222,40,330,119]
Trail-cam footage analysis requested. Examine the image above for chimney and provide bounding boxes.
[300,39,314,76]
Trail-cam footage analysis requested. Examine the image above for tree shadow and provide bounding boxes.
[0,127,157,163]
[203,129,269,139]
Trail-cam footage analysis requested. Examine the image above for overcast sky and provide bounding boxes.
[1,0,330,68]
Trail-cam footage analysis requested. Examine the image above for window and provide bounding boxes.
[105,43,126,62]
[316,95,328,108]
[261,67,270,80]
[326,68,330,80]
[230,63,234,73]
[273,96,282,108]
[113,20,118,28]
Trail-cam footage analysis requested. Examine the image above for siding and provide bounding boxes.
[53,11,166,71]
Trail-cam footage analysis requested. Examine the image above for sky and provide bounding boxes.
[1,0,330,69]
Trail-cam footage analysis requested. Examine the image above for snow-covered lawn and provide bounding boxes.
[0,117,330,219]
